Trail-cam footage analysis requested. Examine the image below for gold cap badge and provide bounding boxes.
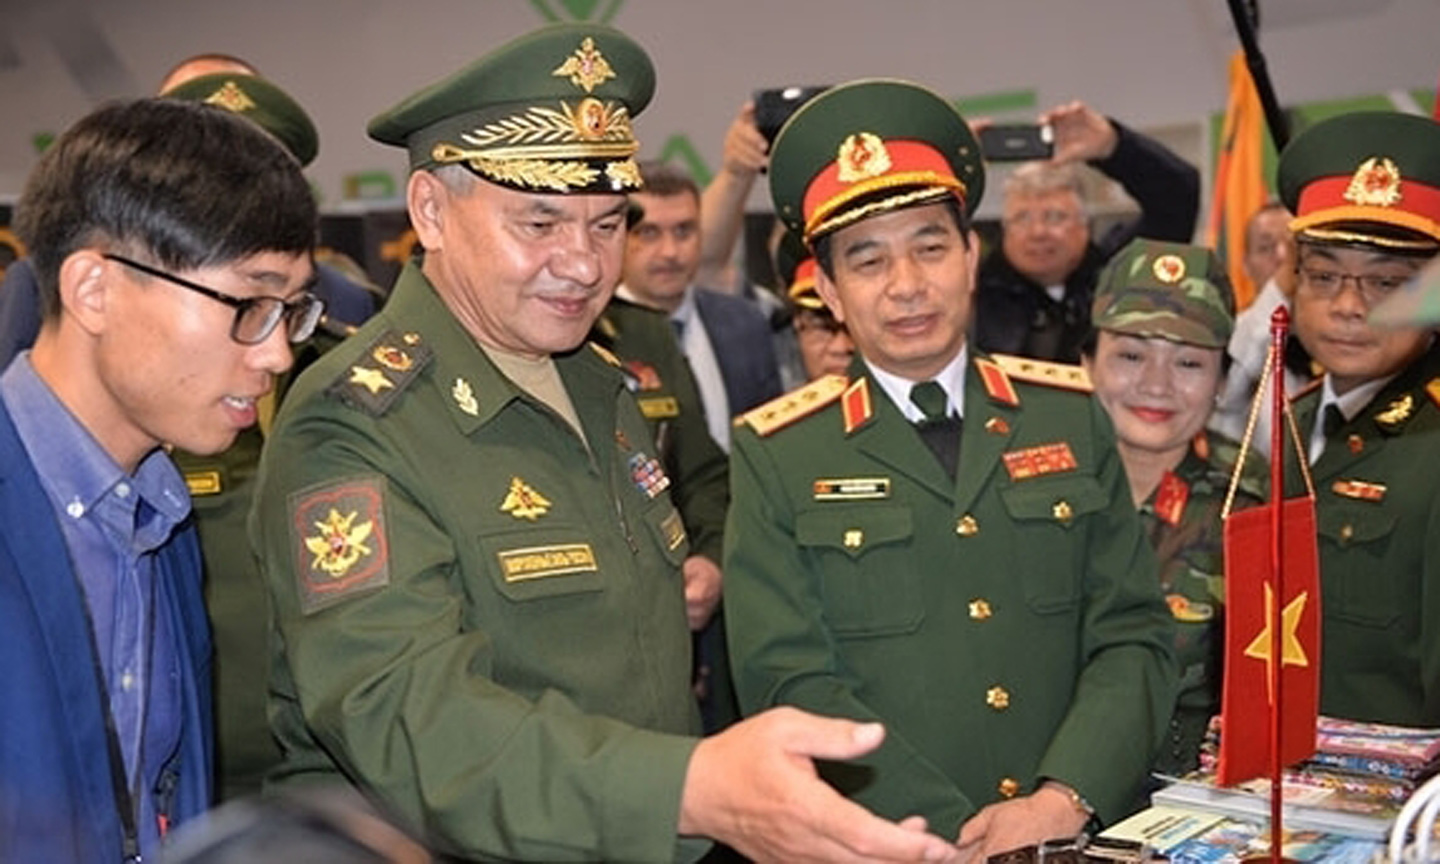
[837,133,893,183]
[1152,254,1186,283]
[204,80,256,113]
[1344,157,1403,208]
[552,36,616,94]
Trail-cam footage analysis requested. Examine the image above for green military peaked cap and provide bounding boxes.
[368,23,654,194]
[1278,111,1440,251]
[768,79,984,244]
[1092,239,1235,349]
[164,73,319,167]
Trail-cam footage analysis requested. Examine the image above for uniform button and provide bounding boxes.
[986,685,1010,710]
[985,417,1010,435]
[956,514,979,537]
[1347,434,1364,454]
[1340,523,1354,542]
[969,599,993,620]
[843,529,863,549]
[1052,500,1073,524]
[998,777,1021,798]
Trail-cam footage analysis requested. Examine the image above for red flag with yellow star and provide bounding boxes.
[1217,496,1321,785]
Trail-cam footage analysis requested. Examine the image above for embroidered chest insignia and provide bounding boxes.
[501,477,552,520]
[290,477,390,614]
[1002,442,1078,481]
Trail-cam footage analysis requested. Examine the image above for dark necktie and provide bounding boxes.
[910,381,961,480]
[671,317,686,344]
[1322,403,1345,439]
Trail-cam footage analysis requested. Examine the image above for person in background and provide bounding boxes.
[973,101,1200,363]
[1082,238,1264,779]
[777,229,853,381]
[0,97,319,862]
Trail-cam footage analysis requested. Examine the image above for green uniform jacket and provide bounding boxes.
[724,357,1177,838]
[1139,431,1265,778]
[1287,341,1440,727]
[251,263,702,863]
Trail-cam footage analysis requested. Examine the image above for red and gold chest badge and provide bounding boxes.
[623,360,663,391]
[1002,442,1078,481]
[291,477,389,614]
[501,477,552,520]
[1343,157,1403,208]
[837,133,892,183]
[1153,471,1190,526]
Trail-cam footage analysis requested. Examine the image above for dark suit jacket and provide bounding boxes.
[693,287,782,416]
[0,258,377,368]
[0,397,213,862]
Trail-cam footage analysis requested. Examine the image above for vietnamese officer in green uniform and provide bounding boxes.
[1082,239,1266,779]
[723,79,1177,860]
[1279,111,1440,727]
[249,23,965,864]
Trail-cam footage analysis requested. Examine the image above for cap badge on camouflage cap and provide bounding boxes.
[837,133,893,183]
[1152,254,1186,284]
[204,81,257,113]
[552,36,616,93]
[1343,157,1403,208]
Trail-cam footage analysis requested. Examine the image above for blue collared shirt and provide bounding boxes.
[0,353,191,857]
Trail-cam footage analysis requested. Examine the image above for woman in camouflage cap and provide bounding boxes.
[1083,238,1265,781]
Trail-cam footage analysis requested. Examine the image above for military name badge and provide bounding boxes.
[637,396,679,419]
[1002,442,1078,481]
[1331,479,1386,502]
[813,477,891,501]
[498,544,598,582]
[185,470,223,497]
[629,452,671,499]
[290,476,389,614]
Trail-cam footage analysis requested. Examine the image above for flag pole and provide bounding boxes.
[1268,306,1289,862]
[1225,0,1290,150]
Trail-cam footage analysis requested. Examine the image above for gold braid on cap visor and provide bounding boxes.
[804,171,966,242]
[1295,226,1440,252]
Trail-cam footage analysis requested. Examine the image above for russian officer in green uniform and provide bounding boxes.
[1280,111,1440,727]
[1083,239,1266,779]
[250,24,964,864]
[724,79,1177,859]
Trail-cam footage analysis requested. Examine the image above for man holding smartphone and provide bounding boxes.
[972,101,1200,363]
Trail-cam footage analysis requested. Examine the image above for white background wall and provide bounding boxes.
[2,0,1438,212]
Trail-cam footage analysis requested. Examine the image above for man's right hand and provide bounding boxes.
[677,707,961,863]
[720,102,769,179]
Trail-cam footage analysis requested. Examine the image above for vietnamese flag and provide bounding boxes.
[1217,496,1321,786]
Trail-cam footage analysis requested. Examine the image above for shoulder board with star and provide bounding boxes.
[1289,377,1324,403]
[989,353,1093,393]
[588,341,622,367]
[737,374,847,437]
[327,329,433,416]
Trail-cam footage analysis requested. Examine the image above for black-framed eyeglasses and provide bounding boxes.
[104,253,324,345]
[1297,265,1413,307]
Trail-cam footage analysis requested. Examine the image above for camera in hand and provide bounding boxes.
[754,85,830,145]
[978,123,1054,162]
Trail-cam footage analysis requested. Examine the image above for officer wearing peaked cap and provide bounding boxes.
[250,25,962,864]
[724,78,1176,857]
[1281,111,1440,727]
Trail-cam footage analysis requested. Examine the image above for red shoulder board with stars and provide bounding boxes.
[290,476,390,614]
[974,358,1019,406]
[738,374,847,437]
[1154,471,1190,526]
[842,377,874,434]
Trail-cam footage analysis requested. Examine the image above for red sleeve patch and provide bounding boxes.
[289,476,390,614]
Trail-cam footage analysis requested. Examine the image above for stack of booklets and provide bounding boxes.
[1101,806,1381,864]
[1149,716,1440,840]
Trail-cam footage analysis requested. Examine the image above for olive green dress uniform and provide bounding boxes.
[1141,431,1265,777]
[1274,110,1440,728]
[725,356,1176,837]
[1286,342,1440,726]
[252,263,702,861]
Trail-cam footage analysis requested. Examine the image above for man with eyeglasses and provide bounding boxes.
[973,102,1200,363]
[1280,111,1440,727]
[0,98,318,862]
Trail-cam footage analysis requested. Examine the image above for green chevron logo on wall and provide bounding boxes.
[530,0,624,24]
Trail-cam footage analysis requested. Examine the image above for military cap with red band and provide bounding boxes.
[1279,111,1440,251]
[768,79,985,245]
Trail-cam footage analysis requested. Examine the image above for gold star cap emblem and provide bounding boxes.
[1343,156,1404,208]
[837,132,893,184]
[553,36,617,94]
[500,477,553,520]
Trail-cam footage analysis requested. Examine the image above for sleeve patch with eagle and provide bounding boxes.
[289,475,390,614]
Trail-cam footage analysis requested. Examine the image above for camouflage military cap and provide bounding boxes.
[164,73,319,167]
[776,230,822,310]
[768,79,984,244]
[1092,239,1235,349]
[1278,111,1440,251]
[368,23,654,194]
